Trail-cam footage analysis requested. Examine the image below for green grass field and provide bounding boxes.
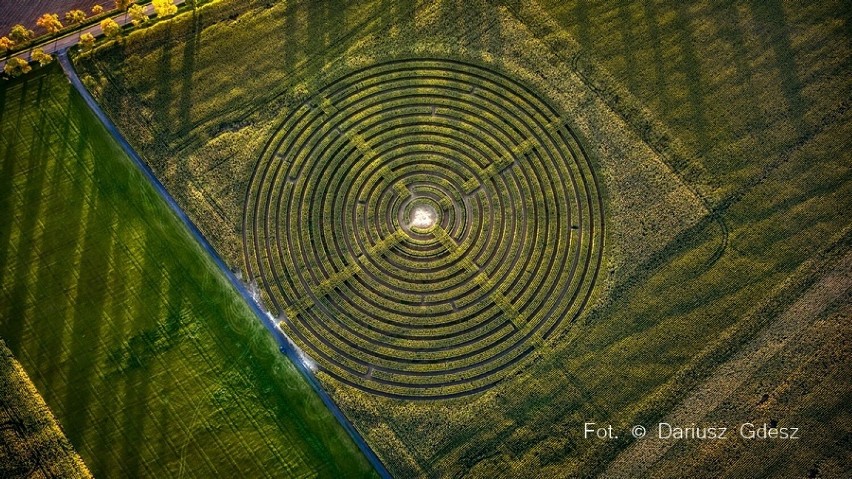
[61,0,852,476]
[0,65,376,478]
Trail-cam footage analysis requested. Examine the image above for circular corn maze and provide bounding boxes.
[243,59,604,399]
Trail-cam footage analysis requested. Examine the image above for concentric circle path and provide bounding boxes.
[242,58,604,399]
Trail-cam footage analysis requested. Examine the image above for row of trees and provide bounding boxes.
[1,1,184,58]
[4,48,53,77]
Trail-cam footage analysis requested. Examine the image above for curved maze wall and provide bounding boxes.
[243,59,604,399]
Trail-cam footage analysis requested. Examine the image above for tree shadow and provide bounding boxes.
[153,23,174,155]
[1,75,50,354]
[747,0,809,137]
[169,10,203,210]
[60,137,116,452]
[176,9,202,139]
[33,82,87,391]
[115,223,164,478]
[671,2,710,157]
[641,0,669,114]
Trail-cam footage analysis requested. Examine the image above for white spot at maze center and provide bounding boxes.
[410,205,437,229]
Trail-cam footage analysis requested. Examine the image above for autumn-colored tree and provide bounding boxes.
[4,57,31,78]
[152,0,178,18]
[81,73,98,91]
[0,37,13,56]
[37,14,63,35]
[92,5,104,15]
[65,10,87,25]
[115,0,132,23]
[128,5,150,27]
[9,25,34,44]
[31,48,53,66]
[101,18,121,39]
[79,32,95,50]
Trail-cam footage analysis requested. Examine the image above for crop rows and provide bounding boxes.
[243,59,604,399]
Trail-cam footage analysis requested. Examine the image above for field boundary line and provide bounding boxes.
[57,50,392,479]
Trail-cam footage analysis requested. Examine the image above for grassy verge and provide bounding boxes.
[0,65,376,478]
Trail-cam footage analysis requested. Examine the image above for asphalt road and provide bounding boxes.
[1,0,186,69]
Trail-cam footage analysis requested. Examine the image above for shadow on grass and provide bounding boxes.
[33,82,85,392]
[3,75,49,354]
[749,0,809,137]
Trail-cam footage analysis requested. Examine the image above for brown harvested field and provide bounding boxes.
[0,0,113,37]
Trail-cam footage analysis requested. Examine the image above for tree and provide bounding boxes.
[92,5,104,15]
[128,5,150,27]
[79,32,95,50]
[9,25,34,44]
[115,0,132,23]
[152,0,178,18]
[31,48,53,66]
[36,14,63,52]
[36,14,63,35]
[101,18,121,39]
[81,74,98,91]
[0,37,13,56]
[65,10,87,25]
[4,57,31,78]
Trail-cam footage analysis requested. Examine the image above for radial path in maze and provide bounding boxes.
[243,59,604,399]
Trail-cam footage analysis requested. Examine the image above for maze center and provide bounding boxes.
[243,59,604,399]
[401,196,444,236]
[410,205,437,230]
